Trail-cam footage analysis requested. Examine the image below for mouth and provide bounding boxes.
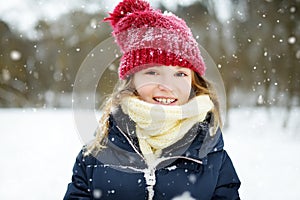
[153,97,178,105]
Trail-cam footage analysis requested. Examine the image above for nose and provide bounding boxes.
[156,76,174,91]
[157,84,173,91]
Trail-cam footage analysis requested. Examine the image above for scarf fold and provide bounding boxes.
[121,95,214,164]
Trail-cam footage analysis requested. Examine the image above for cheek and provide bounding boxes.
[180,86,191,100]
[136,85,154,100]
[176,79,192,102]
[178,79,191,92]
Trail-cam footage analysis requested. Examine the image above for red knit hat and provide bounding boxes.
[104,0,206,79]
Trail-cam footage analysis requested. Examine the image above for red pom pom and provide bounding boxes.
[104,0,151,27]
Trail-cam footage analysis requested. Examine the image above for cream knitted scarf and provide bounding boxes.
[121,95,214,164]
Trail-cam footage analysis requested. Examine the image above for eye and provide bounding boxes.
[145,71,158,75]
[175,72,188,77]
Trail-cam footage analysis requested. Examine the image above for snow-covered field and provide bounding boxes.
[0,107,299,200]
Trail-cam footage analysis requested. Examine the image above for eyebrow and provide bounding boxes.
[149,65,190,72]
[173,66,184,69]
[174,66,191,71]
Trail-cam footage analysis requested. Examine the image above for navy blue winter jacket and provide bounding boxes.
[64,110,241,200]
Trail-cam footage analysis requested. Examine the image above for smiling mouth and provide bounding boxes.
[153,97,177,105]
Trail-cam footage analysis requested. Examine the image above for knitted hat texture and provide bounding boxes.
[104,0,206,79]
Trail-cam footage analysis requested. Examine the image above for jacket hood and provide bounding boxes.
[93,107,224,172]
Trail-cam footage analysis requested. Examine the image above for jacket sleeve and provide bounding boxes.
[63,150,92,200]
[212,150,241,200]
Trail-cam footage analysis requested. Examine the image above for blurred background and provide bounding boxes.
[1,0,299,112]
[0,0,299,199]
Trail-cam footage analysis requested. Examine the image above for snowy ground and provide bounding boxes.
[0,107,299,200]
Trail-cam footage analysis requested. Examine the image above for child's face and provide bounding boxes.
[133,66,192,105]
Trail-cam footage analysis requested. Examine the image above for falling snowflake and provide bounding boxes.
[10,50,22,61]
[288,36,296,44]
[188,174,197,184]
[257,95,264,105]
[93,189,102,199]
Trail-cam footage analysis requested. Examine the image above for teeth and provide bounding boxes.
[154,98,176,105]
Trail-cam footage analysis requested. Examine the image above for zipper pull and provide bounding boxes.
[144,168,156,186]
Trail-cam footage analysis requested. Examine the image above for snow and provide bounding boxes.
[0,107,299,200]
[0,109,81,200]
[225,108,300,200]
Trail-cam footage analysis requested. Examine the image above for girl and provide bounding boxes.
[64,0,241,199]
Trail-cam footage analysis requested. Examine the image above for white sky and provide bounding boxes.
[0,0,100,36]
[0,0,230,39]
[0,0,210,37]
